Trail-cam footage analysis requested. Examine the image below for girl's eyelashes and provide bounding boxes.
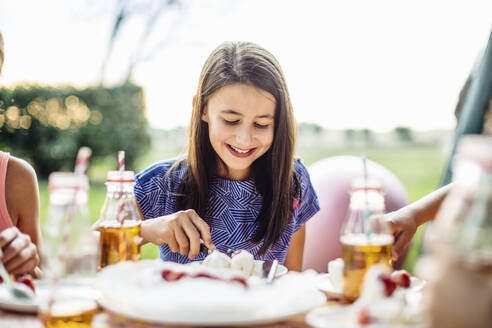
[222,119,271,129]
[223,119,240,125]
[254,123,270,129]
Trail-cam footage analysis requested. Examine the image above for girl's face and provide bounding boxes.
[202,83,276,180]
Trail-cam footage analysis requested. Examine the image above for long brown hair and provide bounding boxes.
[0,32,4,74]
[175,41,299,255]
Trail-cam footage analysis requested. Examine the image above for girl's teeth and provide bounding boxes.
[231,145,249,153]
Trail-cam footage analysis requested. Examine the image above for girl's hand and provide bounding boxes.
[0,227,40,275]
[141,209,215,259]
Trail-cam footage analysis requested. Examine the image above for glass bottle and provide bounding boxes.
[95,170,142,269]
[340,177,394,301]
[427,135,492,270]
[39,172,98,328]
[422,135,492,328]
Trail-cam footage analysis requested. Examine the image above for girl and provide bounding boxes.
[135,42,320,271]
[0,31,42,276]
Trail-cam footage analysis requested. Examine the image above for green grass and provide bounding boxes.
[39,143,447,267]
[39,180,160,260]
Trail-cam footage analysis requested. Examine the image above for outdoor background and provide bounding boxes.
[1,0,491,269]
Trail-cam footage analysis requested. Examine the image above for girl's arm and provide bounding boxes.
[3,156,41,275]
[283,225,306,271]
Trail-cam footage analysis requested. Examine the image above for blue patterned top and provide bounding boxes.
[134,158,320,264]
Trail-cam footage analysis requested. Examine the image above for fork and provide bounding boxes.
[199,239,214,255]
[263,259,279,284]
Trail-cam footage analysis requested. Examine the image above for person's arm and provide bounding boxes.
[384,183,453,260]
[283,225,305,271]
[3,156,41,275]
[6,157,41,248]
[427,256,492,328]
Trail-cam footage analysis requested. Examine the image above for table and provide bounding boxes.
[0,309,312,328]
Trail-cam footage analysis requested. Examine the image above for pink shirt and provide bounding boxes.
[0,151,14,231]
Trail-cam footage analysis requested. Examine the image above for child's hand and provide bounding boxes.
[383,184,452,260]
[142,209,215,259]
[0,227,40,275]
[373,208,418,261]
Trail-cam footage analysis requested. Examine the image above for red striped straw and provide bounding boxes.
[74,147,92,175]
[117,151,126,224]
[118,150,125,172]
[59,147,91,258]
[116,151,127,261]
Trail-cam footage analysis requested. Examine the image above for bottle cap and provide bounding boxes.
[106,170,135,183]
[350,177,384,193]
[48,172,89,191]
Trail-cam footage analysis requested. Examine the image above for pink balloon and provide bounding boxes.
[302,156,408,272]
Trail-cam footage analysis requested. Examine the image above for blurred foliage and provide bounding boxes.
[298,122,323,134]
[393,126,414,142]
[343,128,375,145]
[361,128,373,145]
[0,82,150,177]
[344,128,356,142]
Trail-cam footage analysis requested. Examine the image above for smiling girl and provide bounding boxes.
[135,42,319,270]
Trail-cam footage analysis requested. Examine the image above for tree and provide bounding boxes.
[298,122,324,135]
[96,0,186,84]
[394,126,413,142]
[344,129,355,142]
[361,128,373,144]
[0,83,150,177]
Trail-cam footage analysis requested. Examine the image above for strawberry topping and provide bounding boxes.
[378,273,397,297]
[16,275,36,292]
[358,307,376,325]
[391,270,411,288]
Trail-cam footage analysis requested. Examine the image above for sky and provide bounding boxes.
[0,0,491,132]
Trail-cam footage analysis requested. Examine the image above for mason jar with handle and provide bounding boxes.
[39,172,99,328]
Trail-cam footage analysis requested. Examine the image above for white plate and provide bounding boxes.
[253,260,288,278]
[96,260,324,327]
[308,276,427,328]
[316,274,344,300]
[316,274,426,300]
[99,293,325,327]
[306,305,427,328]
[0,279,101,313]
[0,284,38,313]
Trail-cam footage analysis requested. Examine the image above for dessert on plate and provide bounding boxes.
[96,259,325,325]
[310,259,426,327]
[353,264,425,326]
